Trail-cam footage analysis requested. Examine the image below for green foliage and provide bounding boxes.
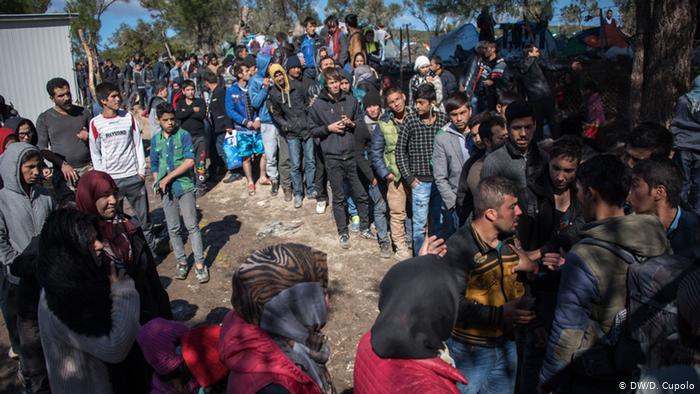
[101,18,188,64]
[323,0,399,27]
[2,0,51,13]
[141,0,240,51]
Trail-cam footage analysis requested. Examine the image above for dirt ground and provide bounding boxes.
[0,168,400,393]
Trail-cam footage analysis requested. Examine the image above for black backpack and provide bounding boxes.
[573,238,696,377]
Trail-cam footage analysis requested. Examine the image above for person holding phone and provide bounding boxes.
[309,67,375,250]
[151,103,208,283]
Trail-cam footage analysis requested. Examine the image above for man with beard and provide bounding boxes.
[36,78,92,203]
[443,176,538,394]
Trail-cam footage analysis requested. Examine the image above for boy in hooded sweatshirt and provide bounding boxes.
[268,63,316,209]
[248,53,279,194]
[0,143,55,388]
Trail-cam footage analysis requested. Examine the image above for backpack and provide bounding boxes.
[572,238,696,377]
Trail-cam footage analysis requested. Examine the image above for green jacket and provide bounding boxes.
[372,112,405,181]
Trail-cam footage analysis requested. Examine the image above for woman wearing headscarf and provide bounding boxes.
[75,170,171,323]
[670,75,700,212]
[353,255,468,393]
[36,208,141,394]
[219,243,336,394]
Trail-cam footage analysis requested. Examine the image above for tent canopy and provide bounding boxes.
[497,21,559,60]
[428,24,480,66]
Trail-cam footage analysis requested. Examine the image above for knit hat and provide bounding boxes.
[339,69,352,82]
[181,325,228,388]
[678,269,700,331]
[285,55,302,71]
[414,55,430,72]
[363,89,382,108]
[136,318,188,375]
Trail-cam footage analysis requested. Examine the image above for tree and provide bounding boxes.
[325,0,352,19]
[402,0,445,35]
[560,4,584,27]
[141,0,241,51]
[629,0,698,127]
[3,0,51,13]
[65,0,125,50]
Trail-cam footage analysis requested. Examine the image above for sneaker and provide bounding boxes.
[8,347,18,360]
[359,228,375,240]
[271,181,279,196]
[339,233,351,249]
[379,242,393,259]
[316,200,327,214]
[174,262,189,280]
[283,188,293,202]
[294,195,303,208]
[194,265,210,284]
[223,172,242,184]
[350,215,360,232]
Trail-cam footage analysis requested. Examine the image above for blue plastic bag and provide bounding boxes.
[223,131,243,170]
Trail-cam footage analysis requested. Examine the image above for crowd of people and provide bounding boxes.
[0,11,699,394]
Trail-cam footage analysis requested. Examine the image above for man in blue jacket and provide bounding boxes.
[248,53,280,194]
[226,61,266,196]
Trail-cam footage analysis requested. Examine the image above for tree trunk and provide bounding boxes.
[78,28,97,103]
[639,0,697,126]
[628,0,651,127]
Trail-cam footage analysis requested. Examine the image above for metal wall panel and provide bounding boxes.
[0,16,78,124]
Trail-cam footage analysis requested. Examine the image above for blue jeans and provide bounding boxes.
[411,181,442,254]
[287,137,316,197]
[448,338,518,394]
[677,149,700,213]
[368,183,389,242]
[345,180,358,217]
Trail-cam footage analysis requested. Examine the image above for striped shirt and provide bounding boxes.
[89,111,146,180]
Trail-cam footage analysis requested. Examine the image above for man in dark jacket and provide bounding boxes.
[308,67,373,249]
[102,59,119,85]
[153,55,169,85]
[539,155,670,393]
[268,63,315,208]
[628,157,700,260]
[624,121,674,169]
[176,79,208,194]
[481,101,548,193]
[517,135,585,394]
[203,70,239,184]
[671,75,700,212]
[519,44,580,141]
[430,55,459,98]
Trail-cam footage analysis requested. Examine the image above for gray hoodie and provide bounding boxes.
[0,143,55,284]
[433,123,470,210]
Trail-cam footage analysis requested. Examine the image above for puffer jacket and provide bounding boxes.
[519,56,569,101]
[249,53,273,123]
[308,89,365,160]
[219,310,322,394]
[0,143,55,284]
[268,65,310,139]
[371,112,403,181]
[353,331,467,394]
[539,214,670,390]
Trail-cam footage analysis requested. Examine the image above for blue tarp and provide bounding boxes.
[428,24,480,66]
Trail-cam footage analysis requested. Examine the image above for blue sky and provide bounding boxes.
[49,0,619,48]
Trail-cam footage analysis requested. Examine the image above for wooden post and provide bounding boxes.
[78,28,97,104]
[406,25,412,68]
[399,27,404,90]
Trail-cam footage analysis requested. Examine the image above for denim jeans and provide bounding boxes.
[677,149,700,213]
[261,123,279,181]
[162,191,204,265]
[115,175,155,250]
[345,180,358,217]
[448,338,518,394]
[411,181,443,254]
[287,137,316,197]
[368,183,389,242]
